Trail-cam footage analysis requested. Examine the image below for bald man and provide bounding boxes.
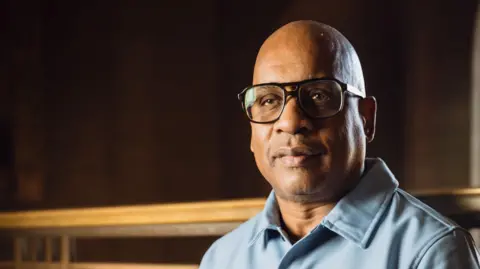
[199,21,480,269]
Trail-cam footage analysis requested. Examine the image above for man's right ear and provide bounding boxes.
[359,96,377,143]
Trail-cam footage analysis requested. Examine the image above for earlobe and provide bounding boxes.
[368,127,376,142]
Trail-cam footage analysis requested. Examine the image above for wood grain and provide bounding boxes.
[0,262,197,269]
[1,188,480,232]
[0,222,243,237]
[0,198,265,229]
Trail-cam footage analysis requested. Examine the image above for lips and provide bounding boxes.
[273,146,324,168]
[278,155,317,167]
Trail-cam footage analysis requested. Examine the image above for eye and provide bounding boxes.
[259,94,282,106]
[310,90,330,103]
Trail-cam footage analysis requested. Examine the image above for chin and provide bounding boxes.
[273,161,350,201]
[275,169,326,197]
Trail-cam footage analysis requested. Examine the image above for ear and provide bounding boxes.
[359,96,377,143]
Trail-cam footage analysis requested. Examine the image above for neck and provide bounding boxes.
[277,161,368,243]
[276,196,336,243]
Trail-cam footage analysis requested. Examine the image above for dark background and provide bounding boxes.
[0,0,478,264]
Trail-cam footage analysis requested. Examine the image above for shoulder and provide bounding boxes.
[413,228,480,268]
[390,188,459,231]
[199,212,263,268]
[382,189,479,266]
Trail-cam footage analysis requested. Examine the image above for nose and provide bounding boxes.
[273,97,313,135]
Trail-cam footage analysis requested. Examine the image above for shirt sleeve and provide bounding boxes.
[199,241,218,269]
[416,228,480,269]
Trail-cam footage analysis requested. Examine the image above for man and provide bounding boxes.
[199,20,480,268]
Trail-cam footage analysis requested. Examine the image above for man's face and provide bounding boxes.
[250,35,375,203]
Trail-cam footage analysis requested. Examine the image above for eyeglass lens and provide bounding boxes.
[243,80,343,122]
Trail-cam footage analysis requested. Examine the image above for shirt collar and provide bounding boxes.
[322,158,398,248]
[248,158,399,248]
[248,191,281,246]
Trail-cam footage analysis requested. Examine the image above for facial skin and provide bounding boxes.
[250,21,377,212]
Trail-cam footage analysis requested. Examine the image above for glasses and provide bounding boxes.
[237,78,365,124]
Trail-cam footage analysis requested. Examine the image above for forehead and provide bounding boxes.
[253,62,331,85]
[252,39,338,85]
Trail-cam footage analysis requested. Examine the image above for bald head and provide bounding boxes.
[247,20,377,205]
[253,20,365,95]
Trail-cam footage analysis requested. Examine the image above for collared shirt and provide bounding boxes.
[199,158,480,269]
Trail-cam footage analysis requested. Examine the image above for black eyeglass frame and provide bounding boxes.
[237,78,365,124]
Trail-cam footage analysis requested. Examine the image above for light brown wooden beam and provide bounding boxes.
[0,261,198,269]
[410,188,480,196]
[0,222,243,238]
[0,198,265,229]
[1,189,480,233]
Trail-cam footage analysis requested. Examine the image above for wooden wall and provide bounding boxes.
[0,0,477,264]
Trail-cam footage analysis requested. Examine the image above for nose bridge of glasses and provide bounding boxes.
[274,92,309,133]
[283,82,299,91]
[279,83,304,117]
[281,87,304,119]
[283,84,300,100]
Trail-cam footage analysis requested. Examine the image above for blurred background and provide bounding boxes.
[0,0,479,265]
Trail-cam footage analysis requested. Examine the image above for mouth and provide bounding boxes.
[274,146,325,168]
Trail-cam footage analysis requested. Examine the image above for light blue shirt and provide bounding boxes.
[199,158,480,269]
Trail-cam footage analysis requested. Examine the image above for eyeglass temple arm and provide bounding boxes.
[346,84,366,98]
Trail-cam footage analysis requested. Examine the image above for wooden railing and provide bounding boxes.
[0,189,479,268]
[0,198,265,269]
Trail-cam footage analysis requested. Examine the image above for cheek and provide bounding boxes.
[332,109,365,162]
[321,110,357,155]
[250,125,271,151]
[250,125,273,168]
